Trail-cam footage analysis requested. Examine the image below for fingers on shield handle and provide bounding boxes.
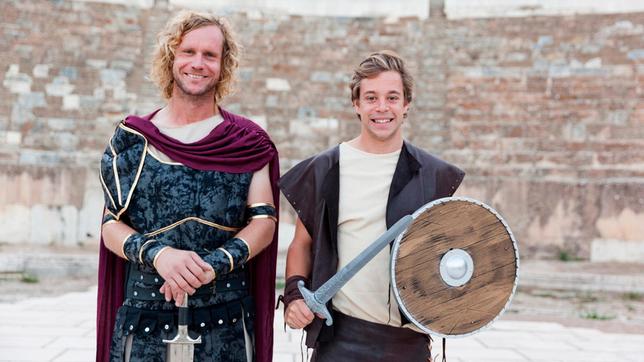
[297,280,334,326]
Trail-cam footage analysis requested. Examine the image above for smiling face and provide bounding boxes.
[171,25,224,99]
[353,70,410,147]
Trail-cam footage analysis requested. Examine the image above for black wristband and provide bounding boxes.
[123,233,164,267]
[282,275,310,309]
[203,237,251,276]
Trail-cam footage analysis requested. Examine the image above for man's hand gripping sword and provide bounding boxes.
[297,215,413,326]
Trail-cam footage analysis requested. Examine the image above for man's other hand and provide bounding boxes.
[285,299,318,329]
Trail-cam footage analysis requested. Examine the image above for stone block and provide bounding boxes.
[28,204,79,246]
[265,95,278,107]
[45,76,75,97]
[289,117,339,137]
[297,107,316,119]
[6,131,22,145]
[86,59,107,68]
[266,78,291,91]
[110,59,134,70]
[238,68,254,81]
[310,71,332,82]
[77,177,103,246]
[63,94,80,110]
[0,204,30,243]
[32,64,50,78]
[46,118,75,131]
[59,66,78,80]
[591,239,644,262]
[3,70,32,94]
[18,150,62,166]
[100,68,127,87]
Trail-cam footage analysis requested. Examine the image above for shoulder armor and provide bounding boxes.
[99,123,148,219]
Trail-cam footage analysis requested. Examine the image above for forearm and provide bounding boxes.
[285,240,312,279]
[202,218,275,276]
[235,218,275,260]
[101,213,136,260]
[281,218,314,309]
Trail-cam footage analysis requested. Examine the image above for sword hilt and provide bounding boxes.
[163,293,202,345]
[298,280,333,326]
[296,215,413,327]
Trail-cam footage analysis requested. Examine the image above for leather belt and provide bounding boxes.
[126,268,249,301]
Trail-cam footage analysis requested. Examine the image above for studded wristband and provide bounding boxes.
[203,237,251,276]
[122,233,165,268]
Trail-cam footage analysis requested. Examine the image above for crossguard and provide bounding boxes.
[298,280,334,326]
[163,293,202,344]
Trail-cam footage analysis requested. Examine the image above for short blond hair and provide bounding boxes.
[150,10,240,102]
[350,50,414,104]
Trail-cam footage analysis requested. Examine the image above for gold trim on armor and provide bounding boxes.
[99,170,117,211]
[121,232,136,261]
[237,237,252,259]
[113,123,148,220]
[249,214,277,222]
[144,216,241,237]
[102,219,120,226]
[109,135,124,207]
[138,239,156,264]
[153,246,172,269]
[147,147,185,166]
[218,247,234,272]
[247,202,276,208]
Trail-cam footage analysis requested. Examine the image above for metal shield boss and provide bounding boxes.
[391,197,519,337]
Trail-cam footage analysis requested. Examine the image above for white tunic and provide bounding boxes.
[332,142,403,326]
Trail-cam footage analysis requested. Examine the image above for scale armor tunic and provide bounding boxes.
[101,123,256,362]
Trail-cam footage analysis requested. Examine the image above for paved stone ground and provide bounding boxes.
[2,240,644,361]
[0,286,643,362]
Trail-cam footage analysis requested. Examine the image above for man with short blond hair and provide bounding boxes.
[280,50,464,361]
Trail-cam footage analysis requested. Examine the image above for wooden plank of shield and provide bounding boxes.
[392,198,519,337]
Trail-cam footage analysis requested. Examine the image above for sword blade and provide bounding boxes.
[166,344,196,362]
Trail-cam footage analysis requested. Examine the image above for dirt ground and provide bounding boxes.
[1,274,643,335]
[506,286,644,334]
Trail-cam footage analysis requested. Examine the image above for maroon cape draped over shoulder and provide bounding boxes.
[96,107,279,362]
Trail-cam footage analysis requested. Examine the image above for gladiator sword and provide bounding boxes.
[297,215,413,326]
[163,294,201,362]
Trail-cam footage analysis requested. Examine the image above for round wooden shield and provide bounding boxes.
[391,197,519,337]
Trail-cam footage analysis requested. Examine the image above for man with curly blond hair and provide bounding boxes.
[96,10,279,362]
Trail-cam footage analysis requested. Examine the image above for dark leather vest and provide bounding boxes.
[279,141,465,347]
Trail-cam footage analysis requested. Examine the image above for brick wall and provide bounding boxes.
[1,0,642,260]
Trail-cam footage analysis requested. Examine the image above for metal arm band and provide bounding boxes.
[237,237,252,259]
[218,247,234,272]
[120,232,136,261]
[245,203,277,223]
[138,239,157,264]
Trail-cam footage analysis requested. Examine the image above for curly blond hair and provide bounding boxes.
[150,10,240,102]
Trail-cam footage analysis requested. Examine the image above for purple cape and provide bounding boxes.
[96,107,279,362]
